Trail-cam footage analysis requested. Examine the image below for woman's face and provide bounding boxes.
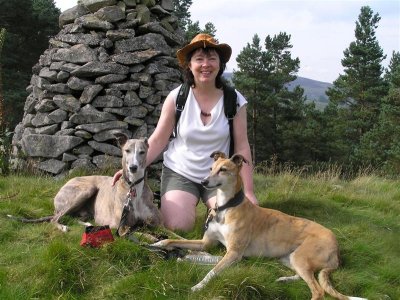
[188,48,221,85]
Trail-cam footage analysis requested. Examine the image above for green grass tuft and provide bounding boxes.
[0,172,399,299]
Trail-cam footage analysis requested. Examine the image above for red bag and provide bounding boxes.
[80,225,114,248]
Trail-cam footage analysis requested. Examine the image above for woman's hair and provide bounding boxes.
[182,47,227,88]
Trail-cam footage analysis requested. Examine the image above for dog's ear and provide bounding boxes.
[143,137,149,148]
[114,133,128,147]
[210,151,226,161]
[230,154,248,167]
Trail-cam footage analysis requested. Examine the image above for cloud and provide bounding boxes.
[190,0,399,82]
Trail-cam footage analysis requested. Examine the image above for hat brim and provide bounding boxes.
[177,40,232,67]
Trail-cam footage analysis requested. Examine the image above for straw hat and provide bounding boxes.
[176,33,232,67]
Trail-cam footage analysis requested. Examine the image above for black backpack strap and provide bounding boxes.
[223,85,237,157]
[174,83,190,138]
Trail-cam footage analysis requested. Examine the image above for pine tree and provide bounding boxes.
[173,0,192,32]
[0,0,60,129]
[0,28,6,129]
[233,33,314,164]
[356,51,400,172]
[173,1,217,42]
[233,34,267,163]
[326,6,387,162]
[261,33,300,161]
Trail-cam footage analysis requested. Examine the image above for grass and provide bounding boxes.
[0,170,399,299]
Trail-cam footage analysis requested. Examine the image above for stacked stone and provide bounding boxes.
[11,0,184,175]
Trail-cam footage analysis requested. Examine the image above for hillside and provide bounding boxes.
[224,72,332,109]
[287,77,332,109]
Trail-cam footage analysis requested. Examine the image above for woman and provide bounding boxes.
[115,33,258,231]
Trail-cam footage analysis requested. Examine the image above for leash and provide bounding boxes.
[204,189,245,231]
[116,173,146,237]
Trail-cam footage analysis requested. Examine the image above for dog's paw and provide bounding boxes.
[150,240,168,248]
[276,274,300,282]
[191,283,204,292]
[60,225,69,232]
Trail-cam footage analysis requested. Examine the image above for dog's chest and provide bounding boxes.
[205,211,230,246]
[132,193,152,218]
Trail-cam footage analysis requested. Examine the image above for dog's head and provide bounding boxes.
[115,133,149,183]
[201,151,247,190]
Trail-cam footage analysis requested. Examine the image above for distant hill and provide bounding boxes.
[223,72,332,109]
[286,77,332,109]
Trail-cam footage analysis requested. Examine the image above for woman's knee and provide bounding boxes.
[160,191,197,232]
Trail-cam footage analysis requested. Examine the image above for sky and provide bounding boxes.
[55,0,399,83]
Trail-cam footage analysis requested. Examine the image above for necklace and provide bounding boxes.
[201,111,211,117]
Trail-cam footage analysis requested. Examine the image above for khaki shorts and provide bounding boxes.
[160,165,217,203]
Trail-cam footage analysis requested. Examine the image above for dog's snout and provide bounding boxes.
[201,179,209,187]
[129,165,138,173]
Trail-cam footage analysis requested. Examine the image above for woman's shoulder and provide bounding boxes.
[233,88,247,107]
[167,84,184,104]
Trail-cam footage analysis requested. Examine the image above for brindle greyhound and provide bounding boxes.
[8,134,161,235]
[152,152,367,300]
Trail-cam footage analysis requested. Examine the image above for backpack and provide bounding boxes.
[174,82,237,157]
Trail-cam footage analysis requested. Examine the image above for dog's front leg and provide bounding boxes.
[152,239,205,251]
[191,249,243,292]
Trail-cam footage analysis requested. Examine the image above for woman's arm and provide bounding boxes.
[233,104,258,205]
[112,92,176,185]
[146,92,176,166]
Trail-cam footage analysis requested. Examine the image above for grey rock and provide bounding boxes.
[75,120,128,133]
[54,33,102,47]
[67,77,93,90]
[80,0,117,13]
[53,44,98,64]
[62,153,78,162]
[75,15,114,31]
[94,5,125,22]
[73,144,95,155]
[88,140,121,156]
[70,104,117,124]
[95,74,127,84]
[53,94,81,112]
[71,61,130,77]
[59,4,90,27]
[38,159,67,174]
[74,130,93,139]
[21,134,84,158]
[71,157,96,170]
[114,33,171,55]
[80,84,103,104]
[92,95,124,107]
[92,154,121,169]
[111,49,161,65]
[48,109,69,123]
[106,29,135,41]
[93,128,132,141]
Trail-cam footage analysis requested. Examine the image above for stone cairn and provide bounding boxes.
[11,0,184,175]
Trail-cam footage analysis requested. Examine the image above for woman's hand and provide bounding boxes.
[112,169,123,186]
[245,191,259,205]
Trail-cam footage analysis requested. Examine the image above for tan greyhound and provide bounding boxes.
[9,134,161,235]
[152,152,367,300]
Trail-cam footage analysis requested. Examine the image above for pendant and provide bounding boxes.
[201,111,211,117]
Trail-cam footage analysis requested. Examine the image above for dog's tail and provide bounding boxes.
[318,268,368,300]
[7,214,53,223]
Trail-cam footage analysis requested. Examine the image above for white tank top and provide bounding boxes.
[163,85,247,183]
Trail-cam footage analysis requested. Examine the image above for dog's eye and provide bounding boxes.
[125,149,131,154]
[219,167,227,173]
[139,150,145,155]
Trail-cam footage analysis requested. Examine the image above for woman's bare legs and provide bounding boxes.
[161,190,198,232]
